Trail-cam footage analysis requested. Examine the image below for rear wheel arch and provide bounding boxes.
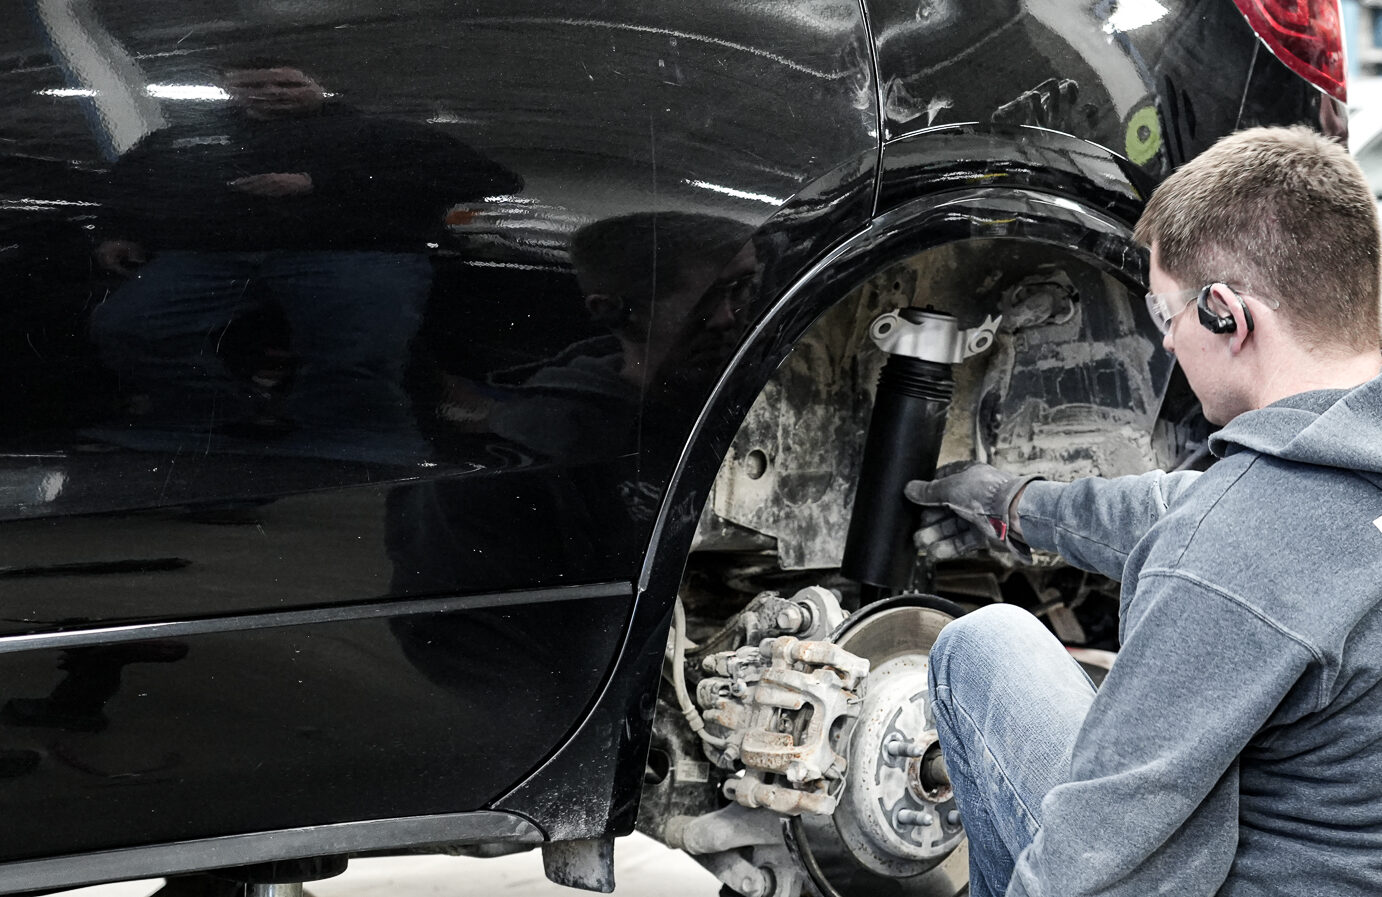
[498,185,1158,842]
[638,184,1151,604]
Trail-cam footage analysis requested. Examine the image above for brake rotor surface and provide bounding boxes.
[788,597,969,897]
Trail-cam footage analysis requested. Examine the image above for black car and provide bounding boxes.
[0,1,1341,895]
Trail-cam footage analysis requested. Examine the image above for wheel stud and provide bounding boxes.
[895,808,934,827]
[884,736,926,758]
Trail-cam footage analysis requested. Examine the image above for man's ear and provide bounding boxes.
[1208,284,1253,355]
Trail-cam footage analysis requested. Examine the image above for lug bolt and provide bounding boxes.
[896,809,934,827]
[885,736,926,758]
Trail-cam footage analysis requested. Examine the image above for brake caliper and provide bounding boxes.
[697,635,868,816]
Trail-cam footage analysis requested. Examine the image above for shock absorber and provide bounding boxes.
[841,308,1000,605]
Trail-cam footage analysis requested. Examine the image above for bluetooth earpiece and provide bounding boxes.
[1197,283,1254,334]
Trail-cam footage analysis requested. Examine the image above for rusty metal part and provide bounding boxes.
[689,587,846,660]
[664,804,783,856]
[721,780,837,817]
[654,590,969,897]
[834,653,964,870]
[697,590,866,816]
[918,745,952,803]
[699,633,868,815]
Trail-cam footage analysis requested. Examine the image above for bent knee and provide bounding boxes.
[929,604,1063,705]
[932,604,1044,667]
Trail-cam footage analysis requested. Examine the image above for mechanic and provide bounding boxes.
[907,125,1382,896]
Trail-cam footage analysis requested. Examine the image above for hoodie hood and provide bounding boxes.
[1209,372,1382,478]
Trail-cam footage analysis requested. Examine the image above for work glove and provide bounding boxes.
[904,461,1043,562]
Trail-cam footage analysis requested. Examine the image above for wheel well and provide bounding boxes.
[678,233,1205,647]
[640,185,1201,649]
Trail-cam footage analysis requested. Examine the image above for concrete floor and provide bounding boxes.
[71,835,722,897]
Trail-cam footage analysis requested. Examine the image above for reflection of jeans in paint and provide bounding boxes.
[91,250,430,438]
[927,604,1096,897]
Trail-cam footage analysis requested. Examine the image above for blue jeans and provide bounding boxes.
[90,250,430,440]
[928,604,1097,897]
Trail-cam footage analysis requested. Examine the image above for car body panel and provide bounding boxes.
[0,0,879,874]
[866,0,1320,173]
[0,585,629,861]
[0,0,1322,887]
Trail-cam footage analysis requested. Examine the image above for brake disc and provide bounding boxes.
[788,596,969,897]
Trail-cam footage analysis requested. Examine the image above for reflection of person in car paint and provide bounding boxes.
[2,642,189,733]
[389,211,760,590]
[89,58,522,460]
[485,212,758,468]
[386,213,762,695]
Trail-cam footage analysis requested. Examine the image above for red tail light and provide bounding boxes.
[1232,0,1346,103]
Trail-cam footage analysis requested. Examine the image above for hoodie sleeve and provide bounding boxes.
[1007,573,1319,897]
[1017,470,1201,581]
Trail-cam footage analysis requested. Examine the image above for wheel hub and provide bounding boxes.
[834,655,964,874]
[788,598,968,897]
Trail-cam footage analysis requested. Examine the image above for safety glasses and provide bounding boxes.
[1144,284,1281,335]
[1144,287,1201,335]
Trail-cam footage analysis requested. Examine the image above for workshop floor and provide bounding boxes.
[71,834,721,897]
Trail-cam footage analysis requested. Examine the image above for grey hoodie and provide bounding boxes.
[1011,372,1382,896]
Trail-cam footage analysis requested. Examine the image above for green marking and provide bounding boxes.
[1125,105,1161,166]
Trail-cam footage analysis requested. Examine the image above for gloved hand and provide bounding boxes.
[904,461,1043,561]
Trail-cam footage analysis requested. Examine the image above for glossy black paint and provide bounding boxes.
[0,0,879,869]
[0,0,1320,884]
[0,588,629,860]
[869,0,1322,222]
[878,125,1152,225]
[867,0,1318,173]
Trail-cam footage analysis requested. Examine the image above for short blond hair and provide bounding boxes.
[1134,126,1381,353]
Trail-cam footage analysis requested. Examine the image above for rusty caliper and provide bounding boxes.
[660,590,967,897]
[698,622,868,816]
